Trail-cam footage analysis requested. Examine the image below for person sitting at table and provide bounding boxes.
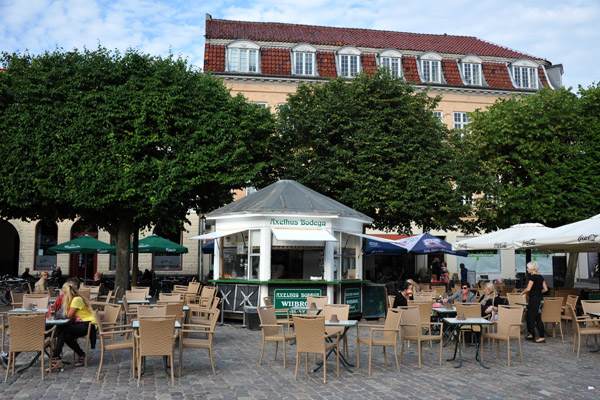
[50,266,64,286]
[49,281,97,371]
[34,271,49,293]
[407,278,421,298]
[392,281,412,308]
[21,267,33,281]
[479,282,506,319]
[443,282,476,304]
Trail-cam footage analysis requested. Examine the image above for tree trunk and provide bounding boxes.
[564,252,579,289]
[132,229,139,287]
[115,218,131,298]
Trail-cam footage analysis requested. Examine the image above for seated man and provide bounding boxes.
[34,271,49,293]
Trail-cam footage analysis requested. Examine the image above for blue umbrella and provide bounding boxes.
[391,233,467,256]
[364,239,408,256]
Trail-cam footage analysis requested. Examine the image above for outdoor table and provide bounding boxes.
[9,308,49,314]
[586,312,600,318]
[290,306,322,315]
[118,299,151,305]
[131,320,181,329]
[431,305,456,345]
[443,317,494,369]
[312,320,357,373]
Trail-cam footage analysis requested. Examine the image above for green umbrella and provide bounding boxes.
[132,234,188,254]
[47,234,115,255]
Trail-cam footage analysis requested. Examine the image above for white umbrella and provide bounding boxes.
[452,223,553,251]
[514,214,600,252]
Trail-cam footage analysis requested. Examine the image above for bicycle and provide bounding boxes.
[0,276,29,306]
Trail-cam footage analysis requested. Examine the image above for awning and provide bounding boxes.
[341,231,396,243]
[188,229,247,240]
[271,228,337,242]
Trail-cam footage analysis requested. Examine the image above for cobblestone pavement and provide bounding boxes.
[1,314,599,399]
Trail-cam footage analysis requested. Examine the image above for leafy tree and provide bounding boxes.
[0,47,275,292]
[274,69,467,233]
[451,85,600,287]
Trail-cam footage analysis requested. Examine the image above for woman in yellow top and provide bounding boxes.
[50,281,97,370]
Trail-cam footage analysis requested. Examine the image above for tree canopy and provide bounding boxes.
[451,85,600,233]
[274,70,467,233]
[0,47,275,291]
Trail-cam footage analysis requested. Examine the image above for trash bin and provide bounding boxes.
[244,306,260,331]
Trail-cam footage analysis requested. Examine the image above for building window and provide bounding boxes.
[433,111,443,123]
[453,112,469,130]
[379,50,402,78]
[421,59,441,83]
[35,220,57,271]
[463,63,482,85]
[513,66,538,89]
[250,102,268,108]
[294,52,315,76]
[337,47,361,78]
[227,41,260,73]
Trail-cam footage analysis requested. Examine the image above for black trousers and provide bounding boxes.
[52,322,89,358]
[526,296,545,338]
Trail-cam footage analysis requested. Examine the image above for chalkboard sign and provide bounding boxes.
[552,256,567,288]
[344,288,361,313]
[362,284,386,318]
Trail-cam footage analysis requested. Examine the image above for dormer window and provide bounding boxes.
[420,52,442,83]
[378,50,402,78]
[461,55,482,86]
[292,44,316,76]
[511,59,539,89]
[227,40,260,73]
[337,46,361,78]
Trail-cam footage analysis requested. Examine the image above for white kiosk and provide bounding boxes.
[192,180,375,316]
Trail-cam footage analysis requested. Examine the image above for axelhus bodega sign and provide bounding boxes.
[269,218,328,228]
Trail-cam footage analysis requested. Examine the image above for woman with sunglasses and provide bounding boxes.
[443,283,476,304]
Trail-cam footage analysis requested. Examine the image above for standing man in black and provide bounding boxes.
[460,263,468,286]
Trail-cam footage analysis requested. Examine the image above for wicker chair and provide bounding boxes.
[257,306,296,368]
[100,303,122,329]
[481,305,523,366]
[22,294,50,309]
[10,291,25,309]
[95,310,135,379]
[178,309,220,375]
[323,304,350,356]
[506,293,524,306]
[4,313,56,381]
[159,293,183,302]
[561,294,579,335]
[78,288,91,301]
[566,303,600,356]
[134,316,178,386]
[356,308,402,375]
[387,295,395,310]
[91,290,114,315]
[293,315,340,383]
[137,304,167,318]
[157,301,185,324]
[189,297,220,327]
[306,295,328,315]
[455,303,483,345]
[399,306,443,367]
[130,286,150,297]
[540,297,564,340]
[124,291,147,301]
[0,312,6,353]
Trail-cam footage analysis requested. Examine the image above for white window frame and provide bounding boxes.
[511,59,539,89]
[227,40,260,73]
[292,44,316,76]
[378,50,402,78]
[433,111,443,123]
[461,55,483,86]
[337,46,361,78]
[453,112,469,130]
[420,52,442,83]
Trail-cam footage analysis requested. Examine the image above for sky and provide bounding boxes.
[1,0,598,90]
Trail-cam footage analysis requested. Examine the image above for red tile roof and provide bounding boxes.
[204,43,225,72]
[361,54,377,77]
[206,18,538,60]
[402,56,421,83]
[317,51,337,78]
[261,47,291,75]
[441,59,464,86]
[482,61,514,89]
[538,66,551,89]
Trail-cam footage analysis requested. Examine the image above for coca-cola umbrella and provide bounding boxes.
[452,223,553,251]
[514,214,600,252]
